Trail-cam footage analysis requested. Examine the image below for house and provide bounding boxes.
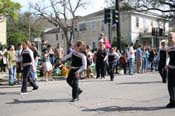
[169,19,175,32]
[42,9,169,50]
[0,17,7,45]
[75,10,169,49]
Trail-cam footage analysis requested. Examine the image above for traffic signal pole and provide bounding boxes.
[115,0,121,50]
[108,23,111,43]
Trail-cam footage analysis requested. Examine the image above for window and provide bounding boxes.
[151,21,153,27]
[136,17,139,28]
[143,19,146,28]
[92,42,96,50]
[92,22,96,32]
[101,20,105,31]
[79,23,86,31]
[56,34,58,41]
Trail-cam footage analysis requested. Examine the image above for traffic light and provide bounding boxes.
[152,27,156,36]
[112,9,119,24]
[104,8,111,24]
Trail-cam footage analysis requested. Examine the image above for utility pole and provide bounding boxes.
[115,0,121,50]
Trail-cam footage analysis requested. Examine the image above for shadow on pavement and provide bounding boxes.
[0,85,21,89]
[6,98,70,104]
[119,81,162,85]
[82,105,167,112]
[0,91,32,95]
[0,92,20,95]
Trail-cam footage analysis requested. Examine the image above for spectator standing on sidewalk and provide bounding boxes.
[94,40,107,79]
[16,43,23,84]
[128,42,135,75]
[31,42,40,80]
[142,47,149,73]
[0,47,7,73]
[54,43,64,65]
[136,44,143,73]
[6,45,16,85]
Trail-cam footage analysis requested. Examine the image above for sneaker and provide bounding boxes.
[79,90,83,95]
[33,86,39,90]
[166,102,175,108]
[70,98,79,102]
[20,92,28,95]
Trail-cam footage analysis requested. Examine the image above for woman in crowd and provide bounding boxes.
[16,43,23,84]
[86,45,93,78]
[142,47,149,73]
[106,47,120,81]
[0,47,7,73]
[43,49,53,81]
[62,40,87,102]
[94,41,107,79]
[31,42,40,80]
[6,45,16,85]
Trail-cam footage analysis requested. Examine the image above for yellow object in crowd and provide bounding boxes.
[61,66,69,77]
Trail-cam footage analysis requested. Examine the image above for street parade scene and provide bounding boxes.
[0,0,175,116]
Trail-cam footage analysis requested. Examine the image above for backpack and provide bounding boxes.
[119,56,126,65]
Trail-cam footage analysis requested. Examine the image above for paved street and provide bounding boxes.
[0,72,175,116]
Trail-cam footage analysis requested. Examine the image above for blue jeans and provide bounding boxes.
[32,61,38,80]
[129,58,134,74]
[142,58,148,71]
[9,65,16,84]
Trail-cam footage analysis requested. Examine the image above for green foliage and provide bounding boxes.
[0,0,21,20]
[111,36,127,50]
[7,12,45,47]
[7,32,26,47]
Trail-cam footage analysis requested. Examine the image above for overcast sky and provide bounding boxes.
[12,0,107,16]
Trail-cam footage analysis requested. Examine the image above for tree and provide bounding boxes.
[7,12,46,47]
[0,0,21,21]
[106,0,175,18]
[30,0,86,49]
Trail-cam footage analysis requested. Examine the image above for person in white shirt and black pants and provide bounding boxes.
[21,41,39,94]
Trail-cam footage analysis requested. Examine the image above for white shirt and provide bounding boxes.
[128,46,135,59]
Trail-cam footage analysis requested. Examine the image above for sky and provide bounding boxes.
[12,0,107,16]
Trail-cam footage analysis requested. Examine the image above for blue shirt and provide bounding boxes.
[136,48,143,60]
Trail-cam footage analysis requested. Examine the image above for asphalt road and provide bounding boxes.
[0,72,175,116]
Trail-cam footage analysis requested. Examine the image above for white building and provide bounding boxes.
[42,9,169,50]
[0,17,7,45]
[75,10,169,49]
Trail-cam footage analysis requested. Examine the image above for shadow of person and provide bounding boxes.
[0,85,21,89]
[0,91,32,95]
[6,98,70,104]
[82,105,167,112]
[119,81,161,85]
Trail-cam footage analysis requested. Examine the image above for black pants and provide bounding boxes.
[96,61,106,78]
[108,63,115,80]
[1,63,6,72]
[67,69,81,99]
[168,68,175,103]
[21,65,38,93]
[158,62,166,82]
